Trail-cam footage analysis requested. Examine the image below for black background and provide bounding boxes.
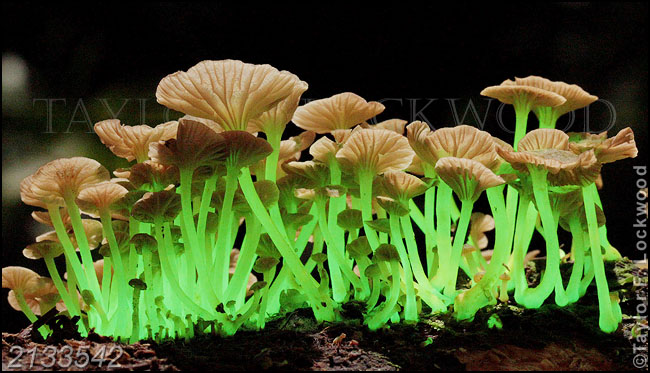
[2,2,647,332]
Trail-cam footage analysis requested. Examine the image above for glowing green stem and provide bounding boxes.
[238,167,334,321]
[359,169,379,249]
[196,173,218,250]
[44,255,81,318]
[154,219,217,320]
[444,199,473,298]
[582,185,618,333]
[366,261,401,330]
[179,168,219,307]
[14,290,49,338]
[519,167,561,308]
[389,214,417,321]
[225,216,262,307]
[400,215,449,311]
[432,182,453,289]
[63,196,104,307]
[513,98,531,150]
[214,168,238,297]
[99,211,130,325]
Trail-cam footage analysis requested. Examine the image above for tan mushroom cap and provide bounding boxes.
[292,92,385,134]
[2,266,40,293]
[514,76,598,116]
[76,181,129,215]
[132,190,182,223]
[481,79,566,108]
[435,157,506,202]
[378,171,429,201]
[336,128,414,175]
[220,130,273,169]
[497,129,602,186]
[21,158,110,207]
[469,213,495,250]
[277,131,316,162]
[128,161,179,191]
[282,160,330,187]
[31,208,71,228]
[363,119,408,134]
[156,60,297,132]
[149,118,227,170]
[569,127,638,164]
[180,115,224,133]
[249,74,308,134]
[23,241,65,260]
[309,128,359,164]
[407,122,500,172]
[94,119,178,162]
[7,277,60,315]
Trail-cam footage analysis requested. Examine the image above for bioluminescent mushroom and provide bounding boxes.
[8,62,635,340]
[510,76,598,130]
[156,60,297,132]
[94,119,178,163]
[481,79,566,150]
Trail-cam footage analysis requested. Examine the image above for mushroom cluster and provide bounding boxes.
[6,61,638,342]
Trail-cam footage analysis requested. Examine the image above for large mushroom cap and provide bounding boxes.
[292,92,385,134]
[513,76,599,117]
[132,190,182,223]
[497,129,602,186]
[336,128,414,176]
[249,73,309,134]
[76,181,129,215]
[22,157,110,207]
[481,79,566,108]
[149,118,228,170]
[220,130,273,169]
[156,60,297,132]
[435,157,506,202]
[2,266,40,293]
[377,171,429,201]
[407,123,500,171]
[568,127,638,164]
[23,241,65,260]
[94,119,178,162]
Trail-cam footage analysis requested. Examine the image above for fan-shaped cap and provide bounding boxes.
[21,158,110,207]
[130,233,158,254]
[373,243,400,263]
[2,266,40,293]
[132,190,182,223]
[249,73,308,134]
[31,208,71,228]
[469,213,495,250]
[282,160,330,187]
[570,127,638,164]
[23,241,65,260]
[364,119,407,134]
[309,128,358,164]
[76,181,129,215]
[292,92,385,134]
[94,119,178,162]
[156,60,297,131]
[418,124,501,171]
[337,209,364,231]
[377,171,429,201]
[149,118,227,170]
[513,76,598,117]
[346,236,373,260]
[481,79,566,109]
[220,130,273,169]
[7,276,59,315]
[435,157,506,202]
[128,161,179,191]
[497,129,602,186]
[336,128,414,175]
